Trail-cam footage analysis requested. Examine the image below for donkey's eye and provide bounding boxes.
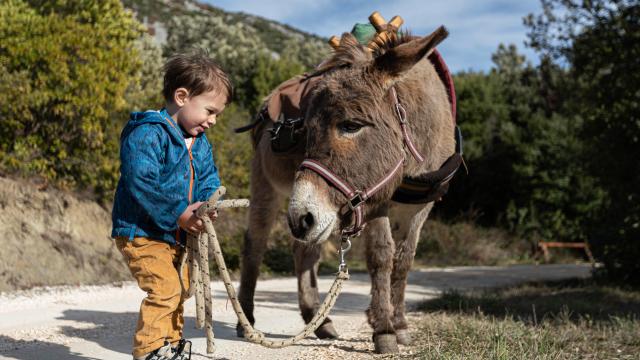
[338,120,364,134]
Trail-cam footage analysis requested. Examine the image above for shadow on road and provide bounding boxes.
[0,335,100,360]
[0,285,373,359]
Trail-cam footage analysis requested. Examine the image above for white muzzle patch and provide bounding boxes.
[288,179,338,243]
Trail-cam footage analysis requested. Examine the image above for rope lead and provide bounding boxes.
[178,186,350,355]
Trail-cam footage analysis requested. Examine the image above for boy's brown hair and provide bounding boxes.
[162,50,233,103]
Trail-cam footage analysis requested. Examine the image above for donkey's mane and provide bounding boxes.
[312,31,414,76]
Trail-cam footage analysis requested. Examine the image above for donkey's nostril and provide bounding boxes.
[289,211,314,239]
[300,212,314,232]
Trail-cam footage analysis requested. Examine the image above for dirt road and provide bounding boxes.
[0,264,590,360]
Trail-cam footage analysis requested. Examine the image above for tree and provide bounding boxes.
[526,0,640,282]
[0,0,145,199]
[442,44,603,246]
[126,33,165,112]
[247,54,305,112]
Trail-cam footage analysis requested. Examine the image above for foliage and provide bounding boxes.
[441,44,603,245]
[123,0,329,70]
[158,1,327,110]
[165,41,314,115]
[247,54,305,112]
[525,0,640,283]
[0,0,144,199]
[263,245,295,275]
[441,0,638,276]
[125,34,165,112]
[205,103,253,198]
[163,11,266,107]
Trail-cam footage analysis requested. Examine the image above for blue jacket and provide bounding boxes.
[111,109,220,244]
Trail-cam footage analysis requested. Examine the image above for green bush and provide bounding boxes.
[0,0,145,200]
[525,0,640,284]
[263,245,295,275]
[440,44,603,244]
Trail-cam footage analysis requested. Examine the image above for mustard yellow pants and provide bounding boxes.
[116,237,190,358]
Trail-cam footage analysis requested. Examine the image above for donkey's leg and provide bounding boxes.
[364,216,398,353]
[293,241,339,339]
[389,203,433,345]
[236,162,282,337]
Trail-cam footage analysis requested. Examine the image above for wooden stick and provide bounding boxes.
[389,16,404,29]
[328,35,340,49]
[366,12,404,52]
[369,11,386,32]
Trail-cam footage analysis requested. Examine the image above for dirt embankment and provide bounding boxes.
[0,177,129,291]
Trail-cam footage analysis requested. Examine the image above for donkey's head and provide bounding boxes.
[288,27,449,244]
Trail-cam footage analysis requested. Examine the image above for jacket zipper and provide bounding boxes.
[160,112,197,244]
[177,137,197,244]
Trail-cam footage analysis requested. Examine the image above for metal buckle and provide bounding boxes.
[338,236,352,272]
[347,191,365,210]
[269,121,282,140]
[341,224,364,239]
[283,117,302,128]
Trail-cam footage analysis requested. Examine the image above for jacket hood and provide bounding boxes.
[120,109,184,142]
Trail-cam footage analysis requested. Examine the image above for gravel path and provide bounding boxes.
[0,264,590,360]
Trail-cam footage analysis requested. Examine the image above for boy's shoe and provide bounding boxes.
[171,339,192,360]
[134,342,173,360]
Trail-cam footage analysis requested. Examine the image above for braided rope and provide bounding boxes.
[178,186,350,354]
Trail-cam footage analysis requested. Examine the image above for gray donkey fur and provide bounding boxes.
[237,27,455,353]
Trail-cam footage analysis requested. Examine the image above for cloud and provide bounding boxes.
[205,0,541,72]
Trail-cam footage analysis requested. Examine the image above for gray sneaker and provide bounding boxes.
[171,339,192,360]
[134,342,173,360]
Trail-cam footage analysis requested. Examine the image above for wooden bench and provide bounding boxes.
[538,241,595,264]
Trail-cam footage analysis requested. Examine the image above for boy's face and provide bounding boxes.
[174,89,227,137]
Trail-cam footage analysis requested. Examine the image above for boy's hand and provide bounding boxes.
[178,201,205,234]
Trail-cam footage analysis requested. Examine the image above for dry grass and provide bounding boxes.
[214,212,582,275]
[415,220,536,267]
[404,279,640,359]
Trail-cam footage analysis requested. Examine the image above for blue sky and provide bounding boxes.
[204,0,542,73]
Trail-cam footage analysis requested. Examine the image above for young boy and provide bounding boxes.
[111,52,232,360]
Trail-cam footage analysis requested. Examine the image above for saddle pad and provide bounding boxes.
[266,74,322,122]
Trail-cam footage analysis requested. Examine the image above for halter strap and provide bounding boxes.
[299,158,404,237]
[390,87,425,163]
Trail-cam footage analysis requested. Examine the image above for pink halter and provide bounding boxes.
[299,86,423,237]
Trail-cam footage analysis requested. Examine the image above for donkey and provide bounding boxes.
[237,27,457,353]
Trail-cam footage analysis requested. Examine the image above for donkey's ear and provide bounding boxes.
[374,26,449,78]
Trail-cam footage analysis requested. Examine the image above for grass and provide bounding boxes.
[405,279,640,359]
[415,220,536,267]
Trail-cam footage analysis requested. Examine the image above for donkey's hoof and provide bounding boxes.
[314,321,339,339]
[373,333,399,354]
[396,329,412,345]
[236,322,245,338]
